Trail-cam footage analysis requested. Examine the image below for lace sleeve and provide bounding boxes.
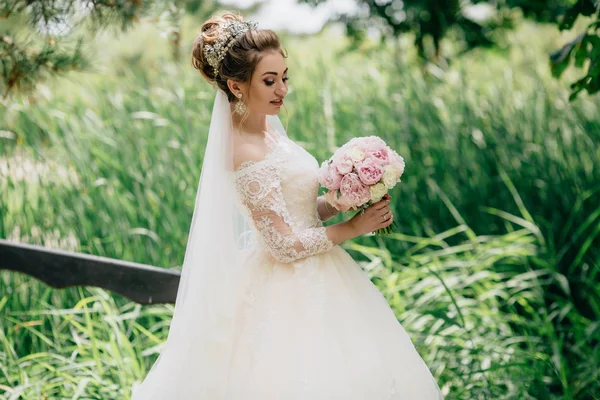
[234,162,334,263]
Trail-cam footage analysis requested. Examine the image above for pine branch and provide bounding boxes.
[0,33,89,99]
[1,0,143,29]
[0,0,145,99]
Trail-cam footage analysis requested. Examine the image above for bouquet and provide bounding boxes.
[318,136,405,236]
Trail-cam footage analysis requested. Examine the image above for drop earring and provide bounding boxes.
[235,93,246,116]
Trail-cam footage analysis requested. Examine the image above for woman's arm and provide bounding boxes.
[316,195,340,222]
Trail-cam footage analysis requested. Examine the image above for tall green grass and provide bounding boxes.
[1,16,598,399]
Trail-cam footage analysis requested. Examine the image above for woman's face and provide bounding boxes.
[242,50,288,116]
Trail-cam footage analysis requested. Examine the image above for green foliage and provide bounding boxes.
[0,33,89,100]
[0,0,143,99]
[548,0,600,100]
[302,0,600,99]
[0,18,599,400]
[302,0,503,62]
[501,0,577,23]
[0,0,226,99]
[1,0,143,31]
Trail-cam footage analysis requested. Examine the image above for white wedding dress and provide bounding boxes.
[224,132,444,399]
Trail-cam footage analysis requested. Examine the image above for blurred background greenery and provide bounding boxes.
[1,0,599,399]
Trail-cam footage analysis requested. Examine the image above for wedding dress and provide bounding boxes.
[224,132,444,399]
[130,90,444,399]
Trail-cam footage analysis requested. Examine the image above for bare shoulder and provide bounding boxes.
[232,140,270,171]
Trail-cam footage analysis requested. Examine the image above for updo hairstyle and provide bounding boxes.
[191,13,287,103]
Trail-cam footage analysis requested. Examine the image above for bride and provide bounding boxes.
[131,12,444,400]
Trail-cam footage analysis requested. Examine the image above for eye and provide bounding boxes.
[264,76,289,86]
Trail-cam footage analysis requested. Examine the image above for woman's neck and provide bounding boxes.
[230,105,269,136]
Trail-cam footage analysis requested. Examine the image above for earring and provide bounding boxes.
[235,93,246,116]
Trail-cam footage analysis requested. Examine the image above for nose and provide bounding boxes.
[275,84,287,97]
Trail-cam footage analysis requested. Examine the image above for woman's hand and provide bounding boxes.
[348,194,393,236]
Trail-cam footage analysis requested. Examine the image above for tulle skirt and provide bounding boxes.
[225,245,444,400]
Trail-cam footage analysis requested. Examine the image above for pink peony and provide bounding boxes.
[319,162,343,191]
[339,173,371,207]
[390,150,405,175]
[324,190,352,212]
[318,162,330,185]
[362,136,387,150]
[355,158,384,185]
[341,137,362,150]
[337,194,358,211]
[364,147,389,165]
[333,153,354,175]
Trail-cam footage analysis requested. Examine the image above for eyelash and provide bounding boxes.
[265,77,289,86]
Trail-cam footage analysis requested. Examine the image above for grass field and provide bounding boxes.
[1,13,599,399]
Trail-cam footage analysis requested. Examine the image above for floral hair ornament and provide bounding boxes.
[203,19,258,78]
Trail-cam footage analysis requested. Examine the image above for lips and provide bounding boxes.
[270,98,283,106]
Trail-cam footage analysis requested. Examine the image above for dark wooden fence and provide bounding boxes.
[0,238,180,304]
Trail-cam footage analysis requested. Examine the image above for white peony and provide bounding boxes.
[348,145,365,162]
[369,182,387,202]
[382,165,401,189]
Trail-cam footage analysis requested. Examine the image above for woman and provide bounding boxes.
[131,12,444,400]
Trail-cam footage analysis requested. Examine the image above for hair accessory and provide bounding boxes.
[203,19,258,78]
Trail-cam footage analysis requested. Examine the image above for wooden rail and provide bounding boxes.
[0,238,180,304]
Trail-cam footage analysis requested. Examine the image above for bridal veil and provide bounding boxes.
[131,89,288,399]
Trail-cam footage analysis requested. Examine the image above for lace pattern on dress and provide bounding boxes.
[233,157,334,264]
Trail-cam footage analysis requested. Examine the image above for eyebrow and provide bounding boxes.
[262,67,288,77]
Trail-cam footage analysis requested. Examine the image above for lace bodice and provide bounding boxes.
[232,134,334,263]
